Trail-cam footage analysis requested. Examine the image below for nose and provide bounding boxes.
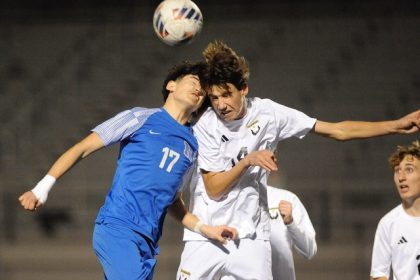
[195,85,205,96]
[396,170,406,182]
[217,99,227,111]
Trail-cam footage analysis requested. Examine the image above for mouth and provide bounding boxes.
[399,184,409,193]
[191,92,200,102]
[219,111,231,118]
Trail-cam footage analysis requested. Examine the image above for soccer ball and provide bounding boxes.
[153,0,203,46]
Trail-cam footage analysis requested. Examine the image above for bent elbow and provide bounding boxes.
[206,189,224,201]
[305,244,318,260]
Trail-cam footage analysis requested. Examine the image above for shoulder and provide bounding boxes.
[267,187,298,206]
[249,97,277,109]
[194,107,218,130]
[268,186,296,198]
[197,107,217,121]
[129,107,160,117]
[378,205,403,227]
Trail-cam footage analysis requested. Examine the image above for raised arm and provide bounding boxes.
[279,198,317,260]
[167,192,238,243]
[18,132,105,211]
[314,109,420,141]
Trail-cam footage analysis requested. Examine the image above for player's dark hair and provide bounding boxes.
[388,140,420,168]
[162,61,211,117]
[162,61,209,100]
[202,41,249,91]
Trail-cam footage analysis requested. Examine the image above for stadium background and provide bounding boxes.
[0,0,419,279]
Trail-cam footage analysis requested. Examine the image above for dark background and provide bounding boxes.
[0,0,419,279]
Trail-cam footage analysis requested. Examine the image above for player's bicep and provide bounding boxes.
[200,169,217,185]
[79,132,106,158]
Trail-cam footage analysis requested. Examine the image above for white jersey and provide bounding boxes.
[183,97,316,241]
[370,204,420,280]
[267,186,317,280]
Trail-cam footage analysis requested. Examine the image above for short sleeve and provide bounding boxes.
[263,99,316,140]
[92,107,158,146]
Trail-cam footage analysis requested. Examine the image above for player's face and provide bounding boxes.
[208,83,248,122]
[168,74,206,111]
[393,155,420,202]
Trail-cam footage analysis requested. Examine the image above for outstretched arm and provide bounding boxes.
[18,132,105,211]
[314,110,420,141]
[167,192,238,244]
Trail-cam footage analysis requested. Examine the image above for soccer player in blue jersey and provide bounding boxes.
[18,61,238,280]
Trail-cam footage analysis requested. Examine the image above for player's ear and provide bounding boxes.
[166,80,176,92]
[241,86,249,96]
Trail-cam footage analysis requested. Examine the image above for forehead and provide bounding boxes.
[399,155,420,166]
[179,74,199,81]
[209,83,239,96]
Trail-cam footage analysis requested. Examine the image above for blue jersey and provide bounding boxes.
[92,107,198,247]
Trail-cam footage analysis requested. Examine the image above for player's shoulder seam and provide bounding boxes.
[131,107,160,116]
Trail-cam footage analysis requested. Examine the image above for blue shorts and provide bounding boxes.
[93,222,157,280]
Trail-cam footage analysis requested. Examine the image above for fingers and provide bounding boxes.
[18,191,39,212]
[208,225,239,244]
[279,200,293,225]
[222,226,238,240]
[246,150,278,171]
[35,200,43,209]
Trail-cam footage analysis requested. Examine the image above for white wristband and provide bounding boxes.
[193,220,204,234]
[31,174,56,204]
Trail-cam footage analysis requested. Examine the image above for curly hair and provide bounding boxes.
[388,140,420,168]
[202,41,250,91]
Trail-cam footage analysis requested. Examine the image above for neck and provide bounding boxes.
[402,196,420,217]
[163,103,191,125]
[235,97,248,120]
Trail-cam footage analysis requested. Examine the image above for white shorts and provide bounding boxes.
[177,239,272,280]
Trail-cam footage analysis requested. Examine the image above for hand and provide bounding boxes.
[395,109,420,134]
[279,200,293,225]
[200,224,239,244]
[243,150,278,171]
[18,191,42,211]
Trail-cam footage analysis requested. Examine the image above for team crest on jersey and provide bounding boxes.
[269,207,280,220]
[183,141,195,161]
[247,119,261,135]
[178,268,191,280]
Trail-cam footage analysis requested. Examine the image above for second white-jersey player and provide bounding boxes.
[267,186,317,280]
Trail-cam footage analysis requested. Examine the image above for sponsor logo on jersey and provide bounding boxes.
[397,236,408,244]
[221,135,229,142]
[269,208,280,220]
[178,268,191,280]
[149,129,160,135]
[247,119,261,135]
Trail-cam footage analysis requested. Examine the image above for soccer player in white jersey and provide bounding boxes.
[18,61,238,280]
[175,41,420,280]
[267,186,317,280]
[221,186,317,280]
[370,140,420,280]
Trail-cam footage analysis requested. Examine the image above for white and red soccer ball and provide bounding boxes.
[153,0,203,46]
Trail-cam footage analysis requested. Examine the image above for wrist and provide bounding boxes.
[31,174,56,204]
[193,220,204,234]
[285,218,295,226]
